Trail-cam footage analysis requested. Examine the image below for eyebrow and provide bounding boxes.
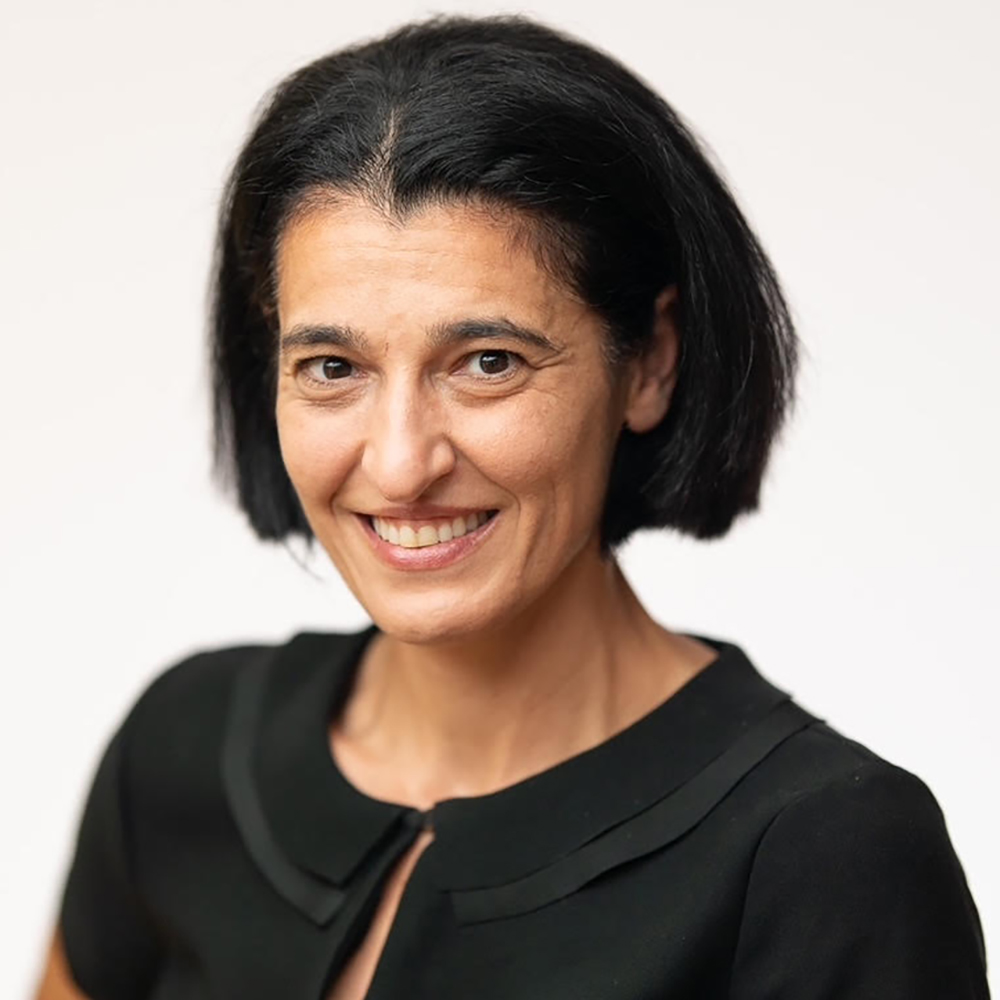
[279,317,564,356]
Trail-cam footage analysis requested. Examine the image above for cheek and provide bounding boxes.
[276,404,358,507]
[457,389,616,522]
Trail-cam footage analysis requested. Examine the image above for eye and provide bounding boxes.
[461,350,522,379]
[298,356,354,385]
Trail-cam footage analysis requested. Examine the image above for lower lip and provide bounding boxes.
[356,511,501,571]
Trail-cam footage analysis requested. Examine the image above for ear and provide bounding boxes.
[622,285,680,433]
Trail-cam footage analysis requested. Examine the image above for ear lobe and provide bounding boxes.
[623,285,680,434]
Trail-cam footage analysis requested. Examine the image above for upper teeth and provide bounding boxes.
[373,511,493,547]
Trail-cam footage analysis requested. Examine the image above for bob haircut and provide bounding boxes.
[209,13,798,554]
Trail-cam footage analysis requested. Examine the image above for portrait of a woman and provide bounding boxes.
[33,12,990,1000]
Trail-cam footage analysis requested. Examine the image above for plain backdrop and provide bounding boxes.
[2,0,997,995]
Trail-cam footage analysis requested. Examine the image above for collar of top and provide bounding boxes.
[220,624,816,927]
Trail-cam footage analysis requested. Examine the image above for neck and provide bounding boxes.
[332,540,716,809]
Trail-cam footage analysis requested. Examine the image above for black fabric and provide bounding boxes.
[58,714,162,1000]
[450,699,817,924]
[221,644,347,924]
[57,626,991,999]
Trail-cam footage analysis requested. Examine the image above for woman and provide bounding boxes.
[37,12,989,1000]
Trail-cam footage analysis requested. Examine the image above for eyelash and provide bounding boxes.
[295,350,525,387]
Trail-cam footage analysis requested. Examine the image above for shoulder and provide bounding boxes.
[744,721,986,960]
[107,629,355,791]
[763,716,940,810]
[117,639,273,752]
[129,636,275,711]
[747,716,963,875]
[117,628,359,736]
[761,740,953,877]
[82,639,276,827]
[719,688,985,928]
[692,638,963,865]
[734,754,991,993]
[727,719,990,995]
[111,627,373,774]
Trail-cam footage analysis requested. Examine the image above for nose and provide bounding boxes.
[360,375,456,503]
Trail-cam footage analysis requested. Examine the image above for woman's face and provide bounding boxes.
[273,195,644,643]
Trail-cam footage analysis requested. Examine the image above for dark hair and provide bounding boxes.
[209,12,798,554]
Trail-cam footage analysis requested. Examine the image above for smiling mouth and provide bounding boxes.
[366,510,499,548]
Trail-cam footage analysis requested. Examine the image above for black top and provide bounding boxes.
[58,625,990,999]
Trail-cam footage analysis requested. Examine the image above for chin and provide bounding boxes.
[365,592,520,646]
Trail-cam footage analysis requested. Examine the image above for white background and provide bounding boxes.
[2,0,997,995]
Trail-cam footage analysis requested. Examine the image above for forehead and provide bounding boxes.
[273,196,584,334]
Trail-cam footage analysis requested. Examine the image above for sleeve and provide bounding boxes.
[58,707,162,1000]
[728,761,990,999]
